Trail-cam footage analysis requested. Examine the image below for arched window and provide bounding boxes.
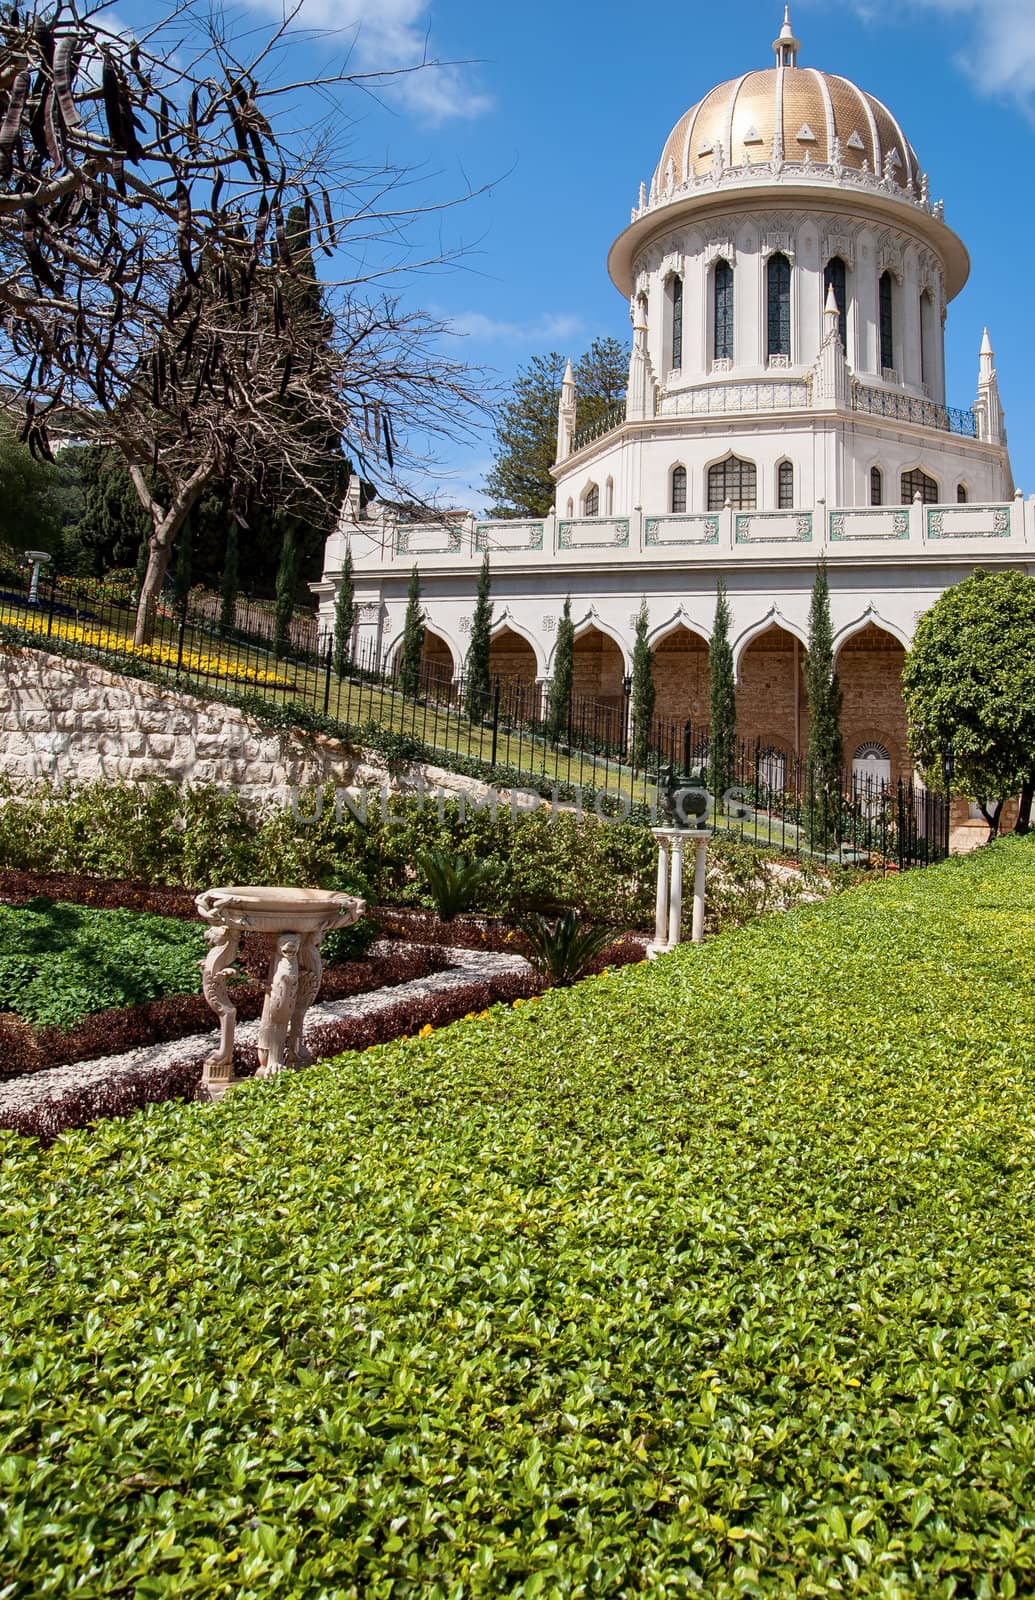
[766,253,791,360]
[879,272,895,373]
[777,461,794,510]
[714,260,734,362]
[901,468,938,505]
[708,456,756,511]
[670,276,683,370]
[671,465,687,514]
[870,466,883,507]
[957,483,968,504]
[584,484,599,517]
[823,257,848,351]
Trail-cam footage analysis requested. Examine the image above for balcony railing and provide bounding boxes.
[852,381,976,436]
[571,401,626,453]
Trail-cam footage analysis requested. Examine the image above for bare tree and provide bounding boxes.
[0,0,484,641]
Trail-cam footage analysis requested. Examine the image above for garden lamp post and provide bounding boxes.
[22,548,51,605]
[941,743,955,859]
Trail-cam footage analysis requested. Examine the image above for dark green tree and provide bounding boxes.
[399,566,425,697]
[902,567,1035,838]
[218,520,239,632]
[0,433,82,568]
[485,336,629,517]
[630,601,655,769]
[805,556,844,849]
[546,597,575,745]
[273,519,299,659]
[465,552,493,722]
[709,578,737,809]
[173,509,192,610]
[332,544,356,679]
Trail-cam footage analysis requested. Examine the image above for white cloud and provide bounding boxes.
[834,0,1035,112]
[444,310,586,345]
[246,0,491,122]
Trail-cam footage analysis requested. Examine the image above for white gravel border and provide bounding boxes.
[0,944,530,1122]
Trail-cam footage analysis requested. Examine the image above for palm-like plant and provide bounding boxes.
[517,911,617,987]
[417,850,496,922]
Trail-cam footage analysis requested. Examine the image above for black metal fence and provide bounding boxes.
[0,569,948,869]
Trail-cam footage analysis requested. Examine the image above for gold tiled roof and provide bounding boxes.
[653,67,921,198]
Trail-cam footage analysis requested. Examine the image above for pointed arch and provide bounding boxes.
[566,611,633,671]
[706,450,757,511]
[385,621,463,681]
[649,610,710,651]
[732,609,807,678]
[833,608,911,657]
[488,615,547,676]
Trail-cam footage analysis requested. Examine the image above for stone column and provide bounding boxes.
[649,828,709,955]
[653,833,670,947]
[668,834,685,947]
[691,835,708,943]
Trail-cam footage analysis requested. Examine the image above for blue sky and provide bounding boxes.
[151,0,1035,507]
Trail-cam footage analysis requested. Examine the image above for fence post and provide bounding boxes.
[46,570,57,637]
[896,778,906,872]
[683,720,692,777]
[489,674,501,770]
[174,586,188,681]
[323,642,333,718]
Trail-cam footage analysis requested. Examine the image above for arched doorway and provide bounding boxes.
[651,626,710,729]
[736,624,806,758]
[571,627,626,712]
[389,628,455,692]
[836,623,907,778]
[488,627,538,691]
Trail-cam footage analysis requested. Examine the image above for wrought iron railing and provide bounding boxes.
[571,401,626,453]
[852,381,976,437]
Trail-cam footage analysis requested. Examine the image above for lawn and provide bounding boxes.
[2,839,1034,1595]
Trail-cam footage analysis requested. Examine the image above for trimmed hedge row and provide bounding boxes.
[2,840,1035,1595]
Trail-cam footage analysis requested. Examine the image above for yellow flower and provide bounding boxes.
[418,1023,434,1038]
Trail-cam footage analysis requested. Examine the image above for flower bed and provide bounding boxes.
[5,610,293,687]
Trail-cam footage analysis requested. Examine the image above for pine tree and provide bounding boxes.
[465,551,493,722]
[709,578,737,810]
[806,555,844,849]
[219,519,239,631]
[332,544,355,679]
[546,597,575,745]
[399,565,425,697]
[273,517,299,659]
[630,600,655,769]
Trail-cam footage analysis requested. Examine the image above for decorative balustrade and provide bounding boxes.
[632,156,945,226]
[571,401,627,453]
[852,382,976,437]
[658,379,810,417]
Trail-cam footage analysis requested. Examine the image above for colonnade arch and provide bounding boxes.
[649,623,710,728]
[834,621,908,779]
[488,625,539,690]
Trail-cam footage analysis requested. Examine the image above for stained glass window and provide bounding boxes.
[766,253,791,360]
[823,257,847,351]
[708,457,757,511]
[777,461,794,510]
[879,272,895,372]
[671,276,683,370]
[901,468,938,504]
[714,260,734,362]
[671,465,687,514]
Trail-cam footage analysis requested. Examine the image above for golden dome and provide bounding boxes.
[653,65,921,200]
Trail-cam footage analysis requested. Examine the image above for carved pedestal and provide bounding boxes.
[646,828,711,956]
[195,887,365,1101]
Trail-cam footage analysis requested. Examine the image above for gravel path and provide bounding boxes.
[0,945,530,1122]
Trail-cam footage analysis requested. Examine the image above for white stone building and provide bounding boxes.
[315,9,1030,791]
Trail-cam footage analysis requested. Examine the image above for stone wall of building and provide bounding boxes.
[0,647,499,808]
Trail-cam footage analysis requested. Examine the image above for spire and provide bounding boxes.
[824,282,840,328]
[555,358,577,464]
[975,327,1006,446]
[626,298,658,422]
[813,281,849,408]
[773,5,800,67]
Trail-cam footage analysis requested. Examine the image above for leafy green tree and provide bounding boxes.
[465,552,493,722]
[805,556,844,849]
[546,597,575,745]
[902,568,1035,837]
[219,520,239,632]
[0,433,81,568]
[332,544,355,679]
[399,566,425,697]
[630,601,655,769]
[709,579,737,809]
[485,336,629,517]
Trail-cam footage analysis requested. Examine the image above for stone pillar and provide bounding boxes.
[653,834,670,946]
[691,835,708,943]
[667,834,685,947]
[648,828,710,956]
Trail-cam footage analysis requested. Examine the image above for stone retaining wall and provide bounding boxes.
[0,646,499,808]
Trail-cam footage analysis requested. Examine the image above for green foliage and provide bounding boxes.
[399,565,424,697]
[332,544,355,679]
[806,555,844,848]
[2,840,1035,1593]
[485,337,629,517]
[545,596,574,745]
[465,551,493,722]
[902,568,1035,836]
[0,430,82,567]
[630,600,654,769]
[416,849,497,921]
[0,899,205,1026]
[517,908,617,986]
[709,577,737,808]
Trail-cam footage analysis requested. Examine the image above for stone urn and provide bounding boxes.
[195,886,365,1100]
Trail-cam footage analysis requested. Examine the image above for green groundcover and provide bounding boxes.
[2,839,1035,1597]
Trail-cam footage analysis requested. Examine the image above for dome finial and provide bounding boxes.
[773,5,800,67]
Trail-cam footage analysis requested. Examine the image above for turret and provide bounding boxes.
[625,300,658,422]
[555,358,576,463]
[975,327,1006,446]
[811,281,849,409]
[773,5,800,68]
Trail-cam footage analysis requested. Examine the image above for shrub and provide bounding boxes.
[517,909,619,986]
[415,849,497,920]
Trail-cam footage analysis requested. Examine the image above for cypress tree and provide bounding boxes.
[546,596,575,745]
[465,551,493,722]
[399,565,425,697]
[709,578,737,810]
[630,600,655,769]
[273,517,298,659]
[806,555,844,848]
[332,543,355,679]
[219,519,239,632]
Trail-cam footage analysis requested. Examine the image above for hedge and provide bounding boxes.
[2,839,1034,1595]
